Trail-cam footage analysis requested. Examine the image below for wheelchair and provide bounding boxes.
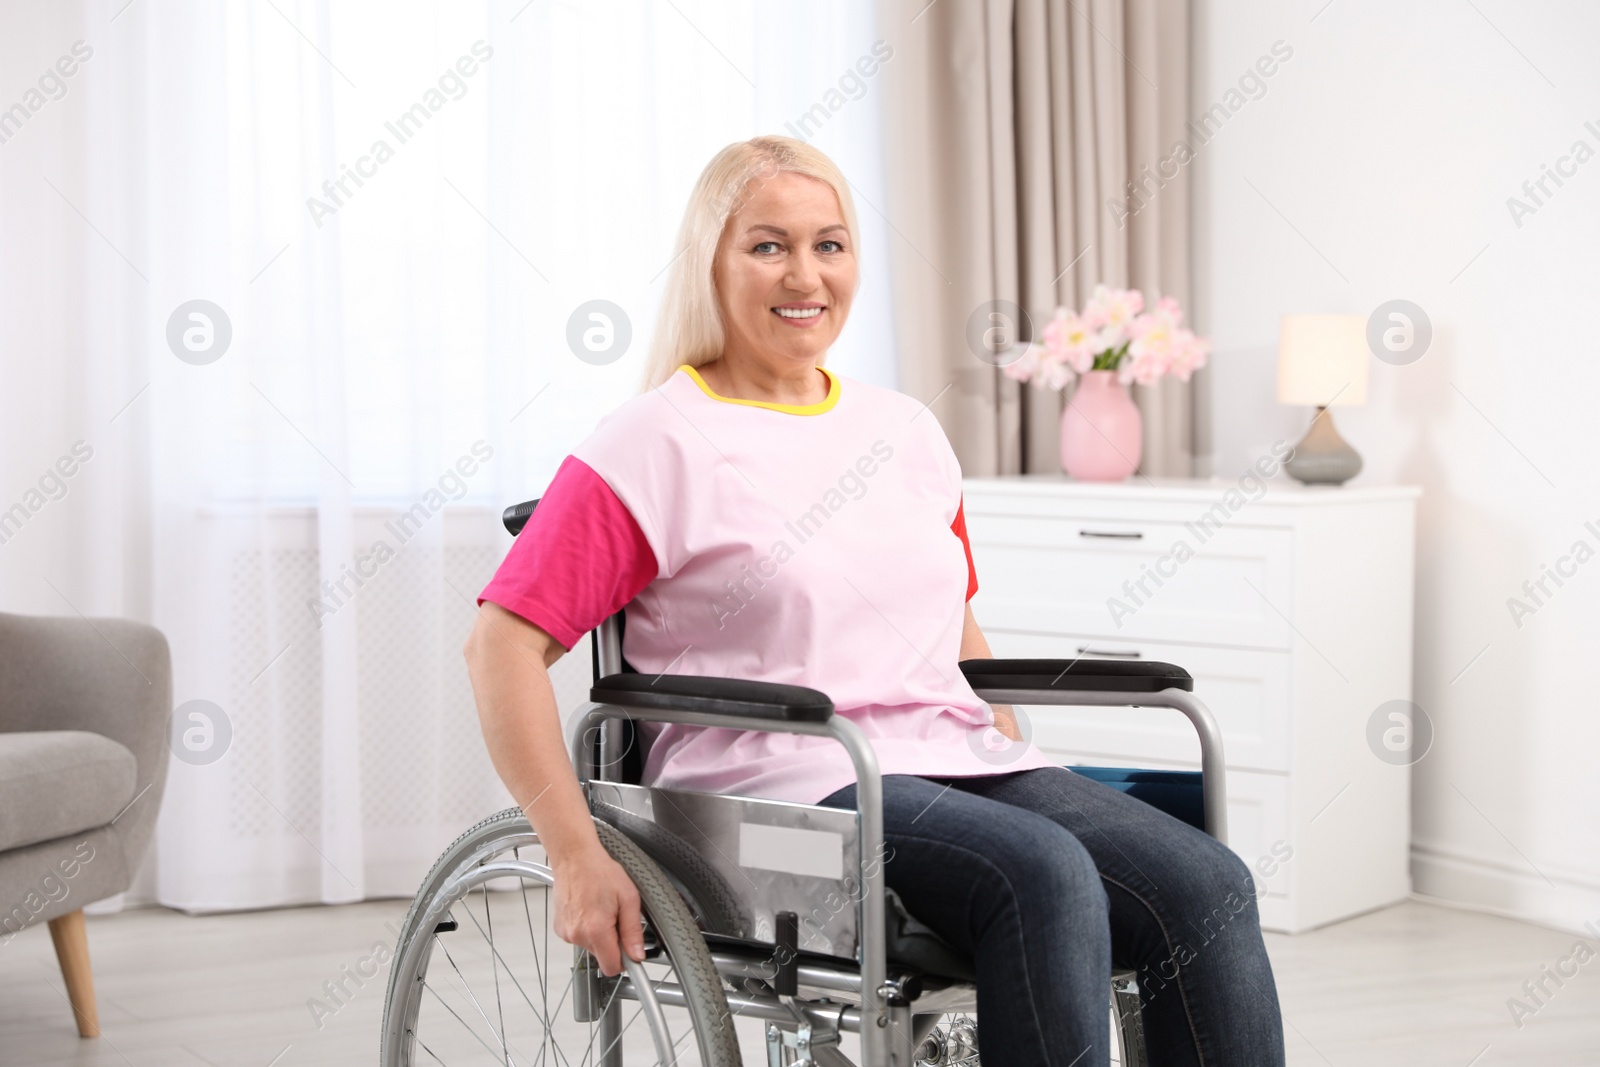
[378,499,1230,1067]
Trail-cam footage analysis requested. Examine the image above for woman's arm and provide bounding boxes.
[959,603,1022,741]
[464,602,645,976]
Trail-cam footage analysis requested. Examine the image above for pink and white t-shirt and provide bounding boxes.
[479,364,1055,805]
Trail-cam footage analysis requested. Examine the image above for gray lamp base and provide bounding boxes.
[1284,407,1362,486]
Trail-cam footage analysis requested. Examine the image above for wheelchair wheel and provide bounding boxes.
[380,806,742,1066]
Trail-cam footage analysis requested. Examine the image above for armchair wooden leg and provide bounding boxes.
[47,909,100,1038]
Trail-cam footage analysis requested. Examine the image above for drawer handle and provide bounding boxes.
[1077,645,1143,658]
[1078,529,1144,540]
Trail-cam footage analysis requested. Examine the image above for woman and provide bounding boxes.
[465,136,1285,1066]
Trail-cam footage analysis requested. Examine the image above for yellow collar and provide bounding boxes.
[679,364,840,415]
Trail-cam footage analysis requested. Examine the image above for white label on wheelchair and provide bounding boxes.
[738,822,845,880]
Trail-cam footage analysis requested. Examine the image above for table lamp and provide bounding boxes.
[1277,314,1368,485]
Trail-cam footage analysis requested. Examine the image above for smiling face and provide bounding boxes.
[712,171,857,374]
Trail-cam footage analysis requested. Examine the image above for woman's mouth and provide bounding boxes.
[773,304,825,326]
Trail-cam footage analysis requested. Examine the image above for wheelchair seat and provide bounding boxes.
[883,886,977,981]
[586,714,1209,989]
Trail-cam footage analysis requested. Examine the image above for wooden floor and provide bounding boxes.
[2,898,1596,1065]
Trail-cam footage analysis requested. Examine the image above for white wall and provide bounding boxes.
[1192,0,1600,932]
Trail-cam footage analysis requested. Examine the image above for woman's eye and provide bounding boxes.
[817,239,845,254]
[753,241,782,255]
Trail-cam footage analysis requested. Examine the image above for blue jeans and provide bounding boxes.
[816,766,1285,1066]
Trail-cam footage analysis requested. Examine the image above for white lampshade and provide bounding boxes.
[1277,314,1369,407]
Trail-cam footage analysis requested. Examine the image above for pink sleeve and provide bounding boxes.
[478,456,659,650]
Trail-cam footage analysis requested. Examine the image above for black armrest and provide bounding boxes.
[591,673,834,723]
[960,658,1193,694]
[502,498,539,537]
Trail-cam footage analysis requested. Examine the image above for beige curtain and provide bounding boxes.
[880,0,1197,475]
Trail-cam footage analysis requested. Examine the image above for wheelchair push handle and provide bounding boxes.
[503,498,538,537]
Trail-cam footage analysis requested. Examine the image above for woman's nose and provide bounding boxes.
[784,250,822,293]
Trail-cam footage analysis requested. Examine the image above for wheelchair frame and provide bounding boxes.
[571,616,1229,1067]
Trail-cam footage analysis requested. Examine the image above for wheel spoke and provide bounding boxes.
[644,1017,696,1067]
[514,850,553,1022]
[631,963,695,1067]
[546,959,579,1037]
[422,977,522,1063]
[578,973,623,1067]
[582,1001,645,1067]
[434,931,531,1065]
[457,890,558,1033]
[514,847,557,1067]
[484,886,509,1066]
[415,1033,448,1065]
[544,883,551,1024]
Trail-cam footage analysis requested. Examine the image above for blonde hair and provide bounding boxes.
[642,136,860,390]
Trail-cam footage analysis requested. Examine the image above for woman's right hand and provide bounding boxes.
[551,844,647,977]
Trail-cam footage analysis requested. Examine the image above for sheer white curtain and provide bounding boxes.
[31,0,898,911]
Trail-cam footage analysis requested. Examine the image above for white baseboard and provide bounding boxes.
[1412,841,1600,936]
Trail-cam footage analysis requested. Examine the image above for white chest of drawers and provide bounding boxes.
[961,475,1421,933]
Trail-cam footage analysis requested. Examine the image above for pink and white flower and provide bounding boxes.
[1004,287,1207,391]
[1167,329,1210,382]
[1001,342,1041,383]
[1084,284,1145,330]
[1041,309,1097,373]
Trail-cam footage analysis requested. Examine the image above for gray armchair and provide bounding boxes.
[0,612,171,1038]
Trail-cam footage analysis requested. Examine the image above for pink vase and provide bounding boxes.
[1060,370,1142,481]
